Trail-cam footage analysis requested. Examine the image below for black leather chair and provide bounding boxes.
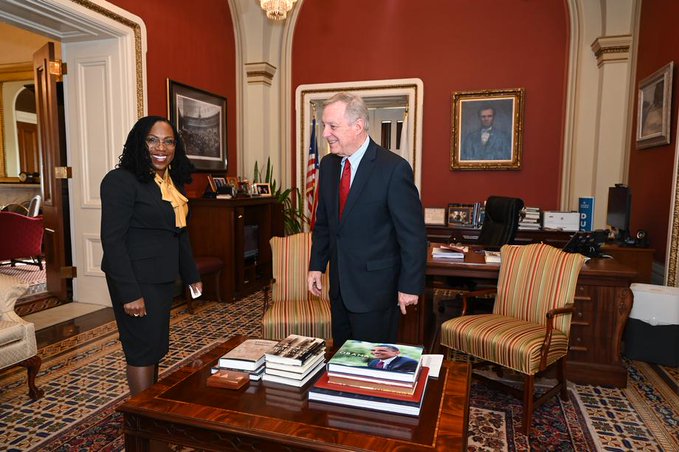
[477,196,525,248]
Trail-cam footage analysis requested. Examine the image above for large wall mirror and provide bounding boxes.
[0,62,37,183]
[295,78,424,195]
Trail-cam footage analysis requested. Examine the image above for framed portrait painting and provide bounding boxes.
[167,79,228,171]
[636,61,673,150]
[450,88,524,170]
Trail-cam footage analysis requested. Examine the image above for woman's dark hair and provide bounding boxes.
[118,115,194,185]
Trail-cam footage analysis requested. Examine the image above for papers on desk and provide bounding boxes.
[484,251,501,264]
[432,246,464,260]
[420,354,444,378]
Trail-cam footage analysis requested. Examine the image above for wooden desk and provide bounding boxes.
[601,244,655,283]
[400,250,634,388]
[118,336,471,451]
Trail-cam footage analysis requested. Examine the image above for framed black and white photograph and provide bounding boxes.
[167,79,227,171]
[451,88,524,170]
[447,203,476,227]
[636,62,673,150]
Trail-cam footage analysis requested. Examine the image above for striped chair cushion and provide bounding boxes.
[263,232,332,340]
[493,243,586,334]
[440,314,570,374]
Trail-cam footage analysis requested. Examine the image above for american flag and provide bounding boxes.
[305,118,319,229]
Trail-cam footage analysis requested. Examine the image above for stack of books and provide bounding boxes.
[308,340,428,416]
[211,338,278,381]
[519,206,541,230]
[431,244,467,260]
[262,334,326,387]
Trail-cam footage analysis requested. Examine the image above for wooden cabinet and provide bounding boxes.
[601,244,655,283]
[187,197,283,302]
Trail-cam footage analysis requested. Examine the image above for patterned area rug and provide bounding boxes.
[1,291,677,451]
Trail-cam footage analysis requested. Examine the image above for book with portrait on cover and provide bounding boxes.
[327,340,423,383]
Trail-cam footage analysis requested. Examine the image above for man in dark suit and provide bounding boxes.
[308,92,427,346]
[367,345,418,372]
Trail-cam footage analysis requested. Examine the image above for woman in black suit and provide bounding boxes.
[101,116,201,395]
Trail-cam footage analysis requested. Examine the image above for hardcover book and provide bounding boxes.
[261,360,325,387]
[327,340,423,383]
[265,353,325,380]
[308,367,430,416]
[266,351,325,374]
[218,339,277,371]
[579,196,595,232]
[265,335,325,366]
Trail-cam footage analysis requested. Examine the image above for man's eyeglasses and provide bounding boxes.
[145,136,176,148]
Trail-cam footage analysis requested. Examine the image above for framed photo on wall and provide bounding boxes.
[636,61,673,150]
[167,79,227,171]
[450,88,524,170]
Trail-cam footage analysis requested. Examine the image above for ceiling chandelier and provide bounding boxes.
[260,0,297,21]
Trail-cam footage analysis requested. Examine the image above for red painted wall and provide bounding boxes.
[107,0,237,196]
[628,0,679,264]
[292,0,570,210]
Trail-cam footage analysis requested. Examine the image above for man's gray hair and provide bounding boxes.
[324,92,370,132]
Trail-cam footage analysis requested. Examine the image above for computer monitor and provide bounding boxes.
[606,185,631,242]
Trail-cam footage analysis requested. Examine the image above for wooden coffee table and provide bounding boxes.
[117,335,471,451]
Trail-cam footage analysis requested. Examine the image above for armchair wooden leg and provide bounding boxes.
[17,355,44,400]
[521,375,535,435]
[558,358,569,400]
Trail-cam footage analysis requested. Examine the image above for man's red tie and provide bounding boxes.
[339,159,351,220]
[376,361,384,369]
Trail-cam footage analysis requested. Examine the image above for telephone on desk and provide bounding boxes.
[562,229,609,258]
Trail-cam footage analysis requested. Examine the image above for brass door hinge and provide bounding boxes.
[55,167,72,179]
[49,60,67,80]
[61,266,77,278]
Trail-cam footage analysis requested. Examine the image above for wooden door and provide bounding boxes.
[17,121,40,174]
[33,42,71,300]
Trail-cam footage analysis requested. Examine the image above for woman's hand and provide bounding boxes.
[124,298,146,317]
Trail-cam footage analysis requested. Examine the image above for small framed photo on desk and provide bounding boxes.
[424,207,447,226]
[447,203,476,227]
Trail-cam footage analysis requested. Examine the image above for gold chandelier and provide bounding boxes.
[260,0,297,21]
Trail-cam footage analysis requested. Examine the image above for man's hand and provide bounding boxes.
[398,292,419,315]
[308,271,323,296]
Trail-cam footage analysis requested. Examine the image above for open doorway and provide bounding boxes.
[0,0,145,308]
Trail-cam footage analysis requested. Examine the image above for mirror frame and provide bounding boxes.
[0,62,33,182]
[295,78,424,193]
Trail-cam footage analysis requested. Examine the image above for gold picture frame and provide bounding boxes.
[451,88,524,170]
[636,61,673,150]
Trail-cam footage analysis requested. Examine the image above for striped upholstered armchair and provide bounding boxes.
[440,243,586,434]
[261,232,332,340]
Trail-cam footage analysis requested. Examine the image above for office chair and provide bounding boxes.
[477,196,525,248]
